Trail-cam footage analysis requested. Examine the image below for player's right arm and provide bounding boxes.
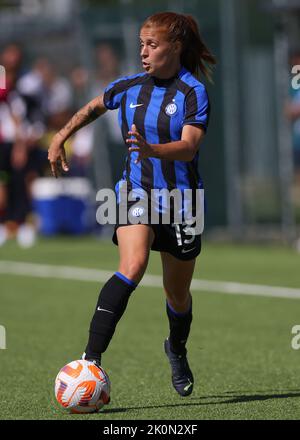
[48,95,107,178]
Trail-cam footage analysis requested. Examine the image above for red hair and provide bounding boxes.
[142,12,216,82]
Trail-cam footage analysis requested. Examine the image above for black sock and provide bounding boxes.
[85,272,137,363]
[166,298,192,356]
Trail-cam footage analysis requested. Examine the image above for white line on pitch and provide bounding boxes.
[0,260,300,300]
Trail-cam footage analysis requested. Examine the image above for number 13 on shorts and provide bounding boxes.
[172,223,196,247]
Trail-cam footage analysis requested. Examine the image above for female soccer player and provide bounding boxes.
[48,12,215,397]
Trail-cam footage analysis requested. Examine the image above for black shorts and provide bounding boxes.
[112,201,202,261]
[0,143,12,184]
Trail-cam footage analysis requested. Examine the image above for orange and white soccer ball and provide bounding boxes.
[54,360,110,413]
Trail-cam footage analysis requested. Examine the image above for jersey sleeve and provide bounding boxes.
[103,78,127,110]
[183,84,210,131]
[103,73,146,110]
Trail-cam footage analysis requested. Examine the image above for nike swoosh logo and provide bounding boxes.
[130,103,143,108]
[97,307,114,314]
[182,247,196,254]
[184,381,193,392]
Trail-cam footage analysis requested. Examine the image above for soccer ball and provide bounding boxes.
[54,360,110,414]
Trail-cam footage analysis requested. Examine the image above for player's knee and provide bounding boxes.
[165,288,191,310]
[119,258,148,284]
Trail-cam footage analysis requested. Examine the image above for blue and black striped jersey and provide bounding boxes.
[103,66,210,197]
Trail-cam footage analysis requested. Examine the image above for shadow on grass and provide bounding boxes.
[101,390,300,415]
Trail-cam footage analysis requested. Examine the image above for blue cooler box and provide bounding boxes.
[32,178,95,235]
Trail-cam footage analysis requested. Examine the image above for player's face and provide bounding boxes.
[139,26,181,79]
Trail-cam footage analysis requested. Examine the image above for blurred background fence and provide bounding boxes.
[0,0,300,245]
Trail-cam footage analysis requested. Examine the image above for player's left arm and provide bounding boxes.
[127,124,206,163]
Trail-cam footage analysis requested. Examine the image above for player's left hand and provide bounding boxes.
[126,124,152,164]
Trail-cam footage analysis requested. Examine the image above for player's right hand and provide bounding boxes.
[48,135,69,178]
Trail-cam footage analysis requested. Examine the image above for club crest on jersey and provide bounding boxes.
[165,101,178,116]
[130,206,145,218]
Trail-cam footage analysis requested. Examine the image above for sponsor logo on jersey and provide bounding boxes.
[130,103,143,109]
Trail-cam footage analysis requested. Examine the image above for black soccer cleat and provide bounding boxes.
[81,352,101,369]
[164,338,194,397]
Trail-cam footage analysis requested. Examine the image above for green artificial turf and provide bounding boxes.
[0,237,300,420]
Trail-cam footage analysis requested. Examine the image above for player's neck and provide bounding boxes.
[153,63,182,80]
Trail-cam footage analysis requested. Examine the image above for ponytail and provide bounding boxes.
[142,12,216,82]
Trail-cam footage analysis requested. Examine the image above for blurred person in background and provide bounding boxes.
[48,12,215,399]
[0,43,41,246]
[0,43,24,244]
[0,47,58,247]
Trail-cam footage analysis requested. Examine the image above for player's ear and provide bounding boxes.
[173,40,182,55]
